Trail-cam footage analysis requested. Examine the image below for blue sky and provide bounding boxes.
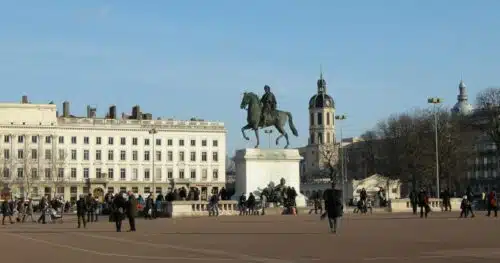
[1,0,499,155]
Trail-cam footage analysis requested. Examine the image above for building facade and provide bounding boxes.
[298,72,338,179]
[0,96,226,201]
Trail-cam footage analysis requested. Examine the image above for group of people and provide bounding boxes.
[76,191,137,232]
[1,197,35,225]
[408,186,498,218]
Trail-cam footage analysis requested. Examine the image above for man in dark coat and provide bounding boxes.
[85,193,95,223]
[442,188,451,211]
[1,198,14,225]
[76,195,87,228]
[112,193,126,232]
[37,196,47,224]
[417,188,430,218]
[126,191,137,232]
[322,183,343,234]
[409,190,418,215]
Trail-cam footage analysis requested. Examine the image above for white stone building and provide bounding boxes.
[0,96,226,202]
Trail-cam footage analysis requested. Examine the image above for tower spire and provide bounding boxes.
[320,64,323,80]
[317,64,326,93]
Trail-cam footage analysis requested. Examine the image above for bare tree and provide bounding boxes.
[318,144,341,182]
[357,108,475,194]
[51,148,69,198]
[0,149,10,188]
[0,135,42,198]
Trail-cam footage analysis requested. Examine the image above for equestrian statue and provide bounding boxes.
[240,85,298,148]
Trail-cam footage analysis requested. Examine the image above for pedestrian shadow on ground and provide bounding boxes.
[5,230,116,234]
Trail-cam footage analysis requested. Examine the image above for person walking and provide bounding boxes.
[1,198,14,225]
[465,186,475,217]
[321,182,343,234]
[37,196,47,224]
[23,199,35,223]
[76,195,87,228]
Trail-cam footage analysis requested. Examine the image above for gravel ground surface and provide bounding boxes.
[1,212,499,263]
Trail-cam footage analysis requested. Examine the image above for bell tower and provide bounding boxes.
[308,70,336,146]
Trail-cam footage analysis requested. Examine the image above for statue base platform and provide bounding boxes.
[231,148,307,207]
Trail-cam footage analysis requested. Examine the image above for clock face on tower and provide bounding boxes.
[325,100,330,107]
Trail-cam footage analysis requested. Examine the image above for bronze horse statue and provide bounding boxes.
[240,92,298,148]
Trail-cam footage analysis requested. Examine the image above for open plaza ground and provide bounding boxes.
[1,212,499,263]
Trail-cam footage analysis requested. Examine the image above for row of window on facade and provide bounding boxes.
[309,132,335,144]
[310,112,334,126]
[1,135,219,147]
[2,167,219,181]
[467,170,498,179]
[2,148,219,162]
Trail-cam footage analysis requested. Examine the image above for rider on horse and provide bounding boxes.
[260,85,277,126]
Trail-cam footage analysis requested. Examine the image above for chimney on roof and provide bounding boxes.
[62,101,70,117]
[132,105,142,120]
[109,105,116,119]
[86,105,97,118]
[21,95,28,104]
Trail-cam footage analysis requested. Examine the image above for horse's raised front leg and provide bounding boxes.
[254,129,260,148]
[241,124,252,141]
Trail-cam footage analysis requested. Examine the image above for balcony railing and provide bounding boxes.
[57,118,225,130]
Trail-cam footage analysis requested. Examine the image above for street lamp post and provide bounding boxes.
[149,128,158,198]
[264,130,273,148]
[427,97,442,198]
[335,114,347,209]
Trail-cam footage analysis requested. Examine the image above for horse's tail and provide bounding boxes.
[286,112,299,136]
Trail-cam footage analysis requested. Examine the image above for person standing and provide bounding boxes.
[417,188,430,218]
[112,193,126,232]
[442,188,451,211]
[76,195,87,229]
[486,187,498,217]
[322,182,343,234]
[126,191,137,232]
[409,190,418,215]
[85,194,95,223]
[260,192,267,216]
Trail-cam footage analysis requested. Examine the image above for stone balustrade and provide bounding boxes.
[160,200,239,218]
[389,198,462,212]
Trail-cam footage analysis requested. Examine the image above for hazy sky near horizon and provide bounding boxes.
[1,1,499,155]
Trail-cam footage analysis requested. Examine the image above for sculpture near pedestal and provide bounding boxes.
[232,148,307,207]
[240,86,298,148]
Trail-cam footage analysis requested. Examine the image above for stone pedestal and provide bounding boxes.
[232,148,307,207]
